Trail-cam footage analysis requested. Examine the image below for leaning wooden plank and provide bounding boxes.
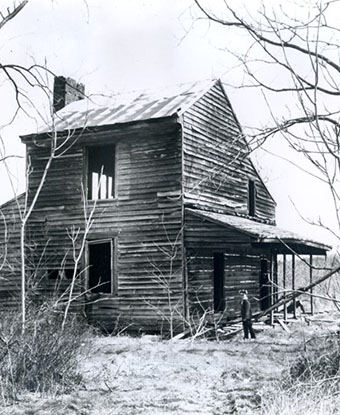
[172,329,191,341]
[277,319,291,333]
[284,319,303,323]
[190,328,213,339]
[224,323,242,329]
[219,328,243,338]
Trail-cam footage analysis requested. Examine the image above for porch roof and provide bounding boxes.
[186,209,331,255]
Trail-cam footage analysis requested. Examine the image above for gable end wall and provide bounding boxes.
[182,81,276,221]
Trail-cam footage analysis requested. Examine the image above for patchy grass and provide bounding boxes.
[1,316,340,414]
[260,384,340,415]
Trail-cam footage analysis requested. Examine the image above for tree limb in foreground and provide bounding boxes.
[0,1,28,31]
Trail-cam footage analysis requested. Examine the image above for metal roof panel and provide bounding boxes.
[38,79,217,134]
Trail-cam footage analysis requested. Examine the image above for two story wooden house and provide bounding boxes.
[0,77,330,332]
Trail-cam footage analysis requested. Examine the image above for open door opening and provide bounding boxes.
[214,253,225,312]
[88,240,112,293]
[259,258,270,310]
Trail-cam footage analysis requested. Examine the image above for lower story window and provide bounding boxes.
[88,239,115,294]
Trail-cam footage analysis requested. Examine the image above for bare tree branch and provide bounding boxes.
[0,1,28,31]
[193,0,340,238]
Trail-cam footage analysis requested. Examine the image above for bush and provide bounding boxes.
[0,302,89,402]
[258,335,340,415]
[287,335,340,387]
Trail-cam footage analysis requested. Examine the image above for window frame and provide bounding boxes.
[85,144,117,201]
[86,237,117,295]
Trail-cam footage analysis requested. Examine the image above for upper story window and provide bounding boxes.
[248,179,256,216]
[87,144,115,200]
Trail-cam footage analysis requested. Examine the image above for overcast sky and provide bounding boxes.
[0,0,336,245]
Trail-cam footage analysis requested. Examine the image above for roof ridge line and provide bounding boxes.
[177,79,218,117]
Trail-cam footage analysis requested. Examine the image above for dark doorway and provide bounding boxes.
[259,259,270,310]
[88,241,112,293]
[214,253,225,312]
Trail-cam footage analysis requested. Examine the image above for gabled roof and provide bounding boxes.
[187,208,331,255]
[37,79,217,134]
[0,193,25,210]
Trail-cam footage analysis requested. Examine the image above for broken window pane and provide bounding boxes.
[87,145,115,200]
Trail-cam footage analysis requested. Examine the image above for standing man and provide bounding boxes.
[241,290,256,340]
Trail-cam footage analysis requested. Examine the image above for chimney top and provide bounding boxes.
[53,76,85,112]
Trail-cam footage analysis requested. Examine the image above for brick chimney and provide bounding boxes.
[53,76,85,112]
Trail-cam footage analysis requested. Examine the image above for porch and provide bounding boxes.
[184,209,331,321]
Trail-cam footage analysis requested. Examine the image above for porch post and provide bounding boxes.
[310,254,314,315]
[283,254,287,320]
[292,254,296,318]
[273,252,278,303]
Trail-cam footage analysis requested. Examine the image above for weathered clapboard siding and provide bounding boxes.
[182,81,276,221]
[0,80,329,332]
[23,117,185,331]
[224,254,260,317]
[187,253,214,312]
[0,194,25,309]
[185,212,261,318]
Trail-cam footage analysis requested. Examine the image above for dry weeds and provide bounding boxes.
[1,316,340,414]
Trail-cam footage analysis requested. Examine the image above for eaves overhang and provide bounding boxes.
[186,208,331,255]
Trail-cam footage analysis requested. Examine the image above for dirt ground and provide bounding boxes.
[2,316,338,415]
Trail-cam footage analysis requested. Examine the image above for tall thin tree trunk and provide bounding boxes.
[20,223,26,332]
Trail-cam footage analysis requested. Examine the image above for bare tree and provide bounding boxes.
[193,0,340,241]
[0,2,86,329]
